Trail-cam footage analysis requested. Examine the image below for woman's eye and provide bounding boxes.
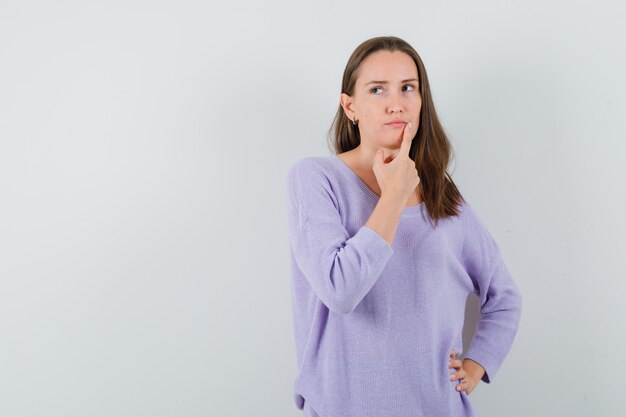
[370,84,416,94]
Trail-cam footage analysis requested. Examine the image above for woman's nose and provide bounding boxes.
[387,103,402,113]
[387,94,403,113]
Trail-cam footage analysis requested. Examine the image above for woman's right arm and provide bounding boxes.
[285,159,396,315]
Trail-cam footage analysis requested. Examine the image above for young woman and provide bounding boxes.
[285,36,523,417]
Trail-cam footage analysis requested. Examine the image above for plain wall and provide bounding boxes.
[1,0,624,416]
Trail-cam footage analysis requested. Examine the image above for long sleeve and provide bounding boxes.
[460,202,523,384]
[285,158,394,314]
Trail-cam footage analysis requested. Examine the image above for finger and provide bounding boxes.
[461,378,470,392]
[398,121,413,157]
[456,381,466,392]
[450,368,466,381]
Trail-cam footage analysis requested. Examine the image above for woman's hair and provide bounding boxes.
[328,36,465,226]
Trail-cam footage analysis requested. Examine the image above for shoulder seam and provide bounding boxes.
[293,215,311,250]
[292,157,332,219]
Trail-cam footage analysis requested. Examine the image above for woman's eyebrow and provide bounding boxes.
[365,78,418,85]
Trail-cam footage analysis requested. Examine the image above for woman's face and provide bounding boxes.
[341,50,422,150]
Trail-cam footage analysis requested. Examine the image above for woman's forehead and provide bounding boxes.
[358,52,418,84]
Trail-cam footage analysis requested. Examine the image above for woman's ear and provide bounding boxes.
[340,93,355,121]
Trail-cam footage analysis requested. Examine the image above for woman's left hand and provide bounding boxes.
[448,349,485,396]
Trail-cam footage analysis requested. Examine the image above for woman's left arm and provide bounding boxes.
[459,202,524,385]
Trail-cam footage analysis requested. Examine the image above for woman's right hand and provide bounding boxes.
[372,122,421,205]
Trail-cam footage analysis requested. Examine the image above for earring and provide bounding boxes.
[352,117,357,126]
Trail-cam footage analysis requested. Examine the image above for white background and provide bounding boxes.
[1,0,624,416]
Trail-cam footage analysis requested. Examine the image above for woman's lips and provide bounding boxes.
[386,122,406,128]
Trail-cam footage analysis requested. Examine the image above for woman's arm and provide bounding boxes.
[286,159,396,315]
[459,202,524,384]
[365,193,406,247]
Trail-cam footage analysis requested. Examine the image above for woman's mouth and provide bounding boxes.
[386,122,406,128]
